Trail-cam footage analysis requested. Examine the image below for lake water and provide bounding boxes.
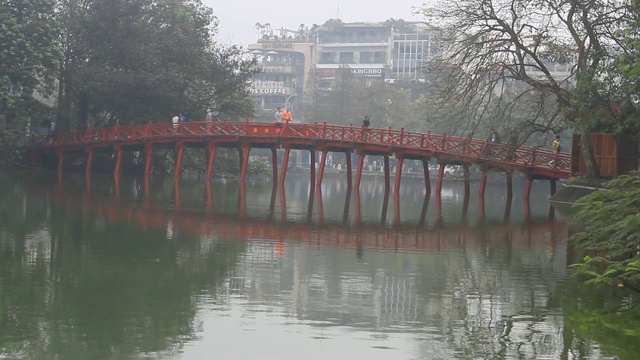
[1,168,639,359]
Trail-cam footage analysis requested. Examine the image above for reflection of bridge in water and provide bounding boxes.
[54,185,570,255]
[28,121,572,214]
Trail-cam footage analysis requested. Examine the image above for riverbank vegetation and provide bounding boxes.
[570,171,640,300]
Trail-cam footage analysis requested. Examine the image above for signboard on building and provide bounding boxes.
[350,68,384,77]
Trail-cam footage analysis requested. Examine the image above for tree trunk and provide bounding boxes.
[578,125,600,178]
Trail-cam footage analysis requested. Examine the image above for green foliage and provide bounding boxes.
[57,0,257,129]
[570,171,640,293]
[0,0,60,150]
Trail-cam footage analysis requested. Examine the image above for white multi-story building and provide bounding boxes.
[247,20,440,114]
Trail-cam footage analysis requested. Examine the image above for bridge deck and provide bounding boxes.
[27,121,571,179]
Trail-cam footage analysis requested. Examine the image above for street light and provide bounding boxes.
[285,94,297,109]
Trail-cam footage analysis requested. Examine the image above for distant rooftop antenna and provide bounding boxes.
[336,4,341,20]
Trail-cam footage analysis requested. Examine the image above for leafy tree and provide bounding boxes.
[570,171,640,294]
[56,0,256,130]
[418,0,638,178]
[0,0,60,152]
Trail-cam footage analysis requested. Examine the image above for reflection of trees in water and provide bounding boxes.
[0,171,247,358]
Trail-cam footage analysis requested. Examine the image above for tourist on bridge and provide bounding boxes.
[172,115,179,128]
[552,135,562,153]
[275,107,283,123]
[205,108,214,122]
[488,128,500,143]
[282,108,293,123]
[362,116,370,128]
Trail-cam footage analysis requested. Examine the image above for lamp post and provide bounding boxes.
[285,94,297,109]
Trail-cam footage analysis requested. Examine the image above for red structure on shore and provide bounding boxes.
[27,120,572,201]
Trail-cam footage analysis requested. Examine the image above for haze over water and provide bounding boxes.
[1,169,638,359]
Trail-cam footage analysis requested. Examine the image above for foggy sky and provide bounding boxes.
[204,0,425,47]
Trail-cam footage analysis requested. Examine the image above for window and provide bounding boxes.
[339,52,354,64]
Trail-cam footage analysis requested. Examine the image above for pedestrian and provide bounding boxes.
[488,128,500,143]
[362,116,370,128]
[552,135,562,154]
[179,114,187,122]
[205,108,214,122]
[172,115,179,128]
[282,108,293,123]
[275,107,283,123]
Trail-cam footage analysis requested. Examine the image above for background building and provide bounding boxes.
[247,20,439,118]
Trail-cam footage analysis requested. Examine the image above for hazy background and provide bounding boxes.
[205,0,424,46]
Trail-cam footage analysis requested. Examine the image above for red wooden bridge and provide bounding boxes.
[26,120,572,199]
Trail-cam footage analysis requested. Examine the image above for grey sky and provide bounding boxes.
[204,0,425,47]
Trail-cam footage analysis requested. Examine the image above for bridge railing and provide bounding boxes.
[26,120,572,173]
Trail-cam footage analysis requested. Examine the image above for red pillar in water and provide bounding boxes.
[422,159,431,195]
[206,141,217,180]
[524,173,534,200]
[436,162,446,197]
[355,153,366,192]
[279,147,291,188]
[478,169,488,198]
[239,145,251,185]
[384,155,391,194]
[345,151,353,190]
[114,145,123,180]
[393,156,405,224]
[316,150,328,190]
[174,142,185,181]
[85,148,93,178]
[144,143,153,178]
[550,178,557,196]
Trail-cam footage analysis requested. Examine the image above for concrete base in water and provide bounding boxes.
[550,177,608,206]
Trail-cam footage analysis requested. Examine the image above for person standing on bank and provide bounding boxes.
[281,108,293,123]
[275,107,283,123]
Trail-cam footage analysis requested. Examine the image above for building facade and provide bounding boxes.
[247,21,439,117]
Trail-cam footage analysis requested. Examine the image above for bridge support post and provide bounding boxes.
[524,173,533,200]
[239,145,251,185]
[479,169,488,198]
[436,162,446,197]
[317,150,327,190]
[174,142,185,181]
[56,151,64,184]
[239,145,251,215]
[114,145,123,180]
[269,148,278,213]
[345,151,352,190]
[384,155,390,195]
[463,164,470,198]
[308,149,316,217]
[355,153,365,193]
[505,171,513,221]
[85,148,93,178]
[206,141,217,180]
[279,147,291,188]
[422,159,431,195]
[393,156,405,224]
[144,143,153,178]
[550,178,557,196]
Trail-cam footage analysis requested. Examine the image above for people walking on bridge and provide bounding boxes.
[282,108,293,123]
[275,107,283,123]
[488,128,500,143]
[172,115,179,128]
[205,108,214,122]
[362,116,370,128]
[552,135,562,153]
